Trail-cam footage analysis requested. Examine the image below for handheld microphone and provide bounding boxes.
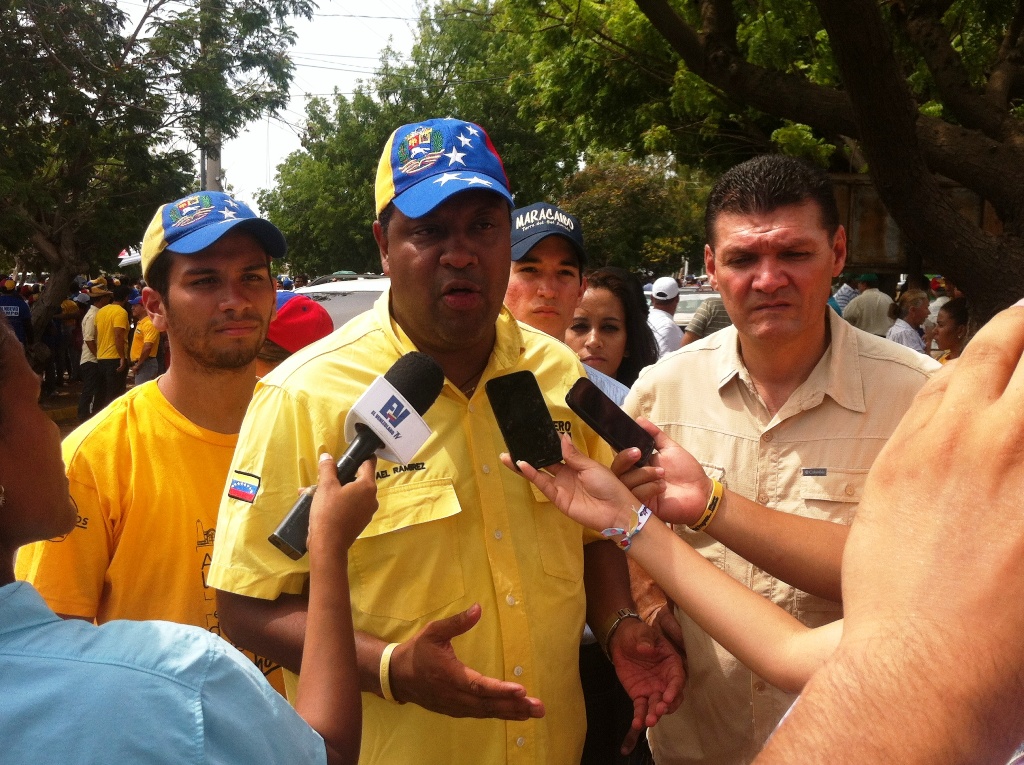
[269,352,445,560]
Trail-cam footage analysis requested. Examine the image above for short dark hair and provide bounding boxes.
[377,202,396,235]
[939,296,969,327]
[584,267,659,387]
[705,155,840,246]
[146,250,174,302]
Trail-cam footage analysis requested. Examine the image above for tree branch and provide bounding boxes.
[812,0,1009,279]
[632,0,1024,226]
[634,0,858,136]
[700,0,738,54]
[893,0,1024,147]
[986,0,1024,107]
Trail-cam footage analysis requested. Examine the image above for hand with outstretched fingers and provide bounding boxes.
[609,615,685,754]
[388,604,545,720]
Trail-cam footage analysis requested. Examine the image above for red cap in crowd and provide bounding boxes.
[266,292,334,354]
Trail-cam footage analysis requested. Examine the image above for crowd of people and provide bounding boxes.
[2,116,1023,765]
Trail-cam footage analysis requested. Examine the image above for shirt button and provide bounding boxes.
[757,493,769,504]
[845,484,856,496]
[754,680,767,693]
[482,464,490,474]
[516,737,526,747]
[762,432,773,442]
[494,529,503,540]
[468,404,474,413]
[513,666,523,676]
[506,594,516,606]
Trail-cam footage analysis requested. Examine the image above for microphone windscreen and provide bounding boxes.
[384,351,445,415]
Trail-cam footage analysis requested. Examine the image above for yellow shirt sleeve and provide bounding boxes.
[208,382,326,598]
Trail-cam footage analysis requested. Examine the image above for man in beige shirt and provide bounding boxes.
[626,155,939,764]
[841,273,895,336]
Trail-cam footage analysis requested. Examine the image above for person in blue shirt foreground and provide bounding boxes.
[0,316,372,765]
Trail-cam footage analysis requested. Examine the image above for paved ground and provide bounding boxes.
[40,378,84,438]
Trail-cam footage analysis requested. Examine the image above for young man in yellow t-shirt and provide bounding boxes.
[16,191,289,694]
[128,295,160,384]
[93,283,130,411]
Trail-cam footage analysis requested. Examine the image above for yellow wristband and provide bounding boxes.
[689,479,724,532]
[379,642,401,703]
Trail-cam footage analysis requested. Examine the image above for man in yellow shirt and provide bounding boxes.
[128,295,160,383]
[93,283,130,411]
[209,118,683,765]
[17,190,288,694]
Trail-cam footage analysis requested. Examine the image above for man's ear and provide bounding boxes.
[831,225,848,278]
[373,220,390,276]
[576,274,588,305]
[704,244,718,291]
[142,286,168,332]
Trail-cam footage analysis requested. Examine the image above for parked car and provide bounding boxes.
[673,291,721,329]
[295,275,390,329]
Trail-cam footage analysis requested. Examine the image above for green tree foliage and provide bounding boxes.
[497,0,1024,317]
[259,91,401,275]
[557,153,709,277]
[1,0,310,332]
[263,1,580,274]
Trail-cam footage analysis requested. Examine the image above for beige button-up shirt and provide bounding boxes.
[625,311,939,765]
[843,287,895,336]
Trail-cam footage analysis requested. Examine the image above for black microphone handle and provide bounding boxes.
[268,426,383,560]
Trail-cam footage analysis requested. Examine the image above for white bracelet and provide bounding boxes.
[600,504,653,550]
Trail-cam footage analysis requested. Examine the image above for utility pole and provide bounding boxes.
[199,0,223,192]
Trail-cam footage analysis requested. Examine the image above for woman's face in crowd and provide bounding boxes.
[934,307,966,352]
[566,287,628,379]
[0,329,76,554]
[907,298,930,328]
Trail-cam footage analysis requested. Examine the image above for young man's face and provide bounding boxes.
[374,190,512,358]
[504,236,584,338]
[144,231,276,371]
[706,200,846,349]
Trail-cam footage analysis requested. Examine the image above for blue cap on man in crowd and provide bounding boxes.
[374,118,514,219]
[141,191,286,279]
[510,202,586,267]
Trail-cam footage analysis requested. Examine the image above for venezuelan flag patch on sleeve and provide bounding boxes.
[228,471,261,503]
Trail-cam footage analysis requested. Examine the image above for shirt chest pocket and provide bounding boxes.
[349,479,466,623]
[529,484,585,583]
[798,468,868,524]
[795,468,867,616]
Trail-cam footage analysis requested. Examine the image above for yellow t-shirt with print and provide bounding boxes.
[130,316,160,362]
[94,303,129,360]
[16,380,285,693]
[209,290,613,765]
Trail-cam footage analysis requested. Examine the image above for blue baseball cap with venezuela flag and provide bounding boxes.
[375,118,514,219]
[141,191,286,279]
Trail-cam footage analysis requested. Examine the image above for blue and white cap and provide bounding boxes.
[375,118,514,218]
[141,191,286,278]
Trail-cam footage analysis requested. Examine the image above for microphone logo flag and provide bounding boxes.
[381,396,411,427]
[344,377,432,465]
